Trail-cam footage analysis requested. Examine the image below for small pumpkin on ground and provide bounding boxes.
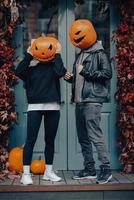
[8,146,23,173]
[30,156,45,175]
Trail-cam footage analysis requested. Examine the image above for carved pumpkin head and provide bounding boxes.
[31,36,58,62]
[30,158,45,175]
[69,19,97,49]
[8,146,23,173]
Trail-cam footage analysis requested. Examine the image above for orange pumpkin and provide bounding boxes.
[30,157,45,175]
[8,146,23,173]
[30,36,58,62]
[69,19,97,49]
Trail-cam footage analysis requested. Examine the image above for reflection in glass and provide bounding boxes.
[22,0,59,50]
[74,0,110,53]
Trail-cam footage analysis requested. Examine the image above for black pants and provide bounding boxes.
[23,110,60,165]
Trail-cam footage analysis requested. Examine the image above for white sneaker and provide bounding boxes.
[20,173,33,185]
[42,170,62,182]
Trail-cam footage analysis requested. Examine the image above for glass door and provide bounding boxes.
[67,0,118,169]
[12,0,68,169]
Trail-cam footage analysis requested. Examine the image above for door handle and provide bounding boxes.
[61,100,65,105]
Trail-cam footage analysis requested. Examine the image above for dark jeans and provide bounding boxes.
[75,103,110,170]
[23,110,60,165]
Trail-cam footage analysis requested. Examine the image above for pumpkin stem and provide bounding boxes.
[39,156,41,160]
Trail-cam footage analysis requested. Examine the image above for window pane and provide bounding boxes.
[74,0,110,53]
[22,0,59,50]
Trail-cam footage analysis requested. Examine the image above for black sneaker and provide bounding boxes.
[73,169,97,180]
[96,165,112,184]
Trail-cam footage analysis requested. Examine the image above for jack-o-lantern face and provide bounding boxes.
[31,36,58,62]
[69,19,97,49]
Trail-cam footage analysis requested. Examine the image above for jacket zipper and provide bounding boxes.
[81,79,85,99]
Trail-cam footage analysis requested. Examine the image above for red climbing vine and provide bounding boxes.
[0,0,20,180]
[113,0,134,173]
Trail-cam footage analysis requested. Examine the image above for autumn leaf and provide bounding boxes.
[0,111,8,122]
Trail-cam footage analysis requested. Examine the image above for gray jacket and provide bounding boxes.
[69,41,112,103]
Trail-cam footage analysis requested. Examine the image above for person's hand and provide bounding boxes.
[77,64,83,73]
[27,46,32,55]
[56,42,61,54]
[27,39,35,55]
[64,71,73,80]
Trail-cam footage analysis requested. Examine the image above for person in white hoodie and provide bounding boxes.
[65,19,112,184]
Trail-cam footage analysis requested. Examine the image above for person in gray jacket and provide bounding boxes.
[65,19,112,184]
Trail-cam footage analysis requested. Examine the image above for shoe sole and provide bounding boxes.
[73,175,97,180]
[20,181,33,185]
[42,175,62,182]
[96,175,113,184]
[42,177,62,182]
